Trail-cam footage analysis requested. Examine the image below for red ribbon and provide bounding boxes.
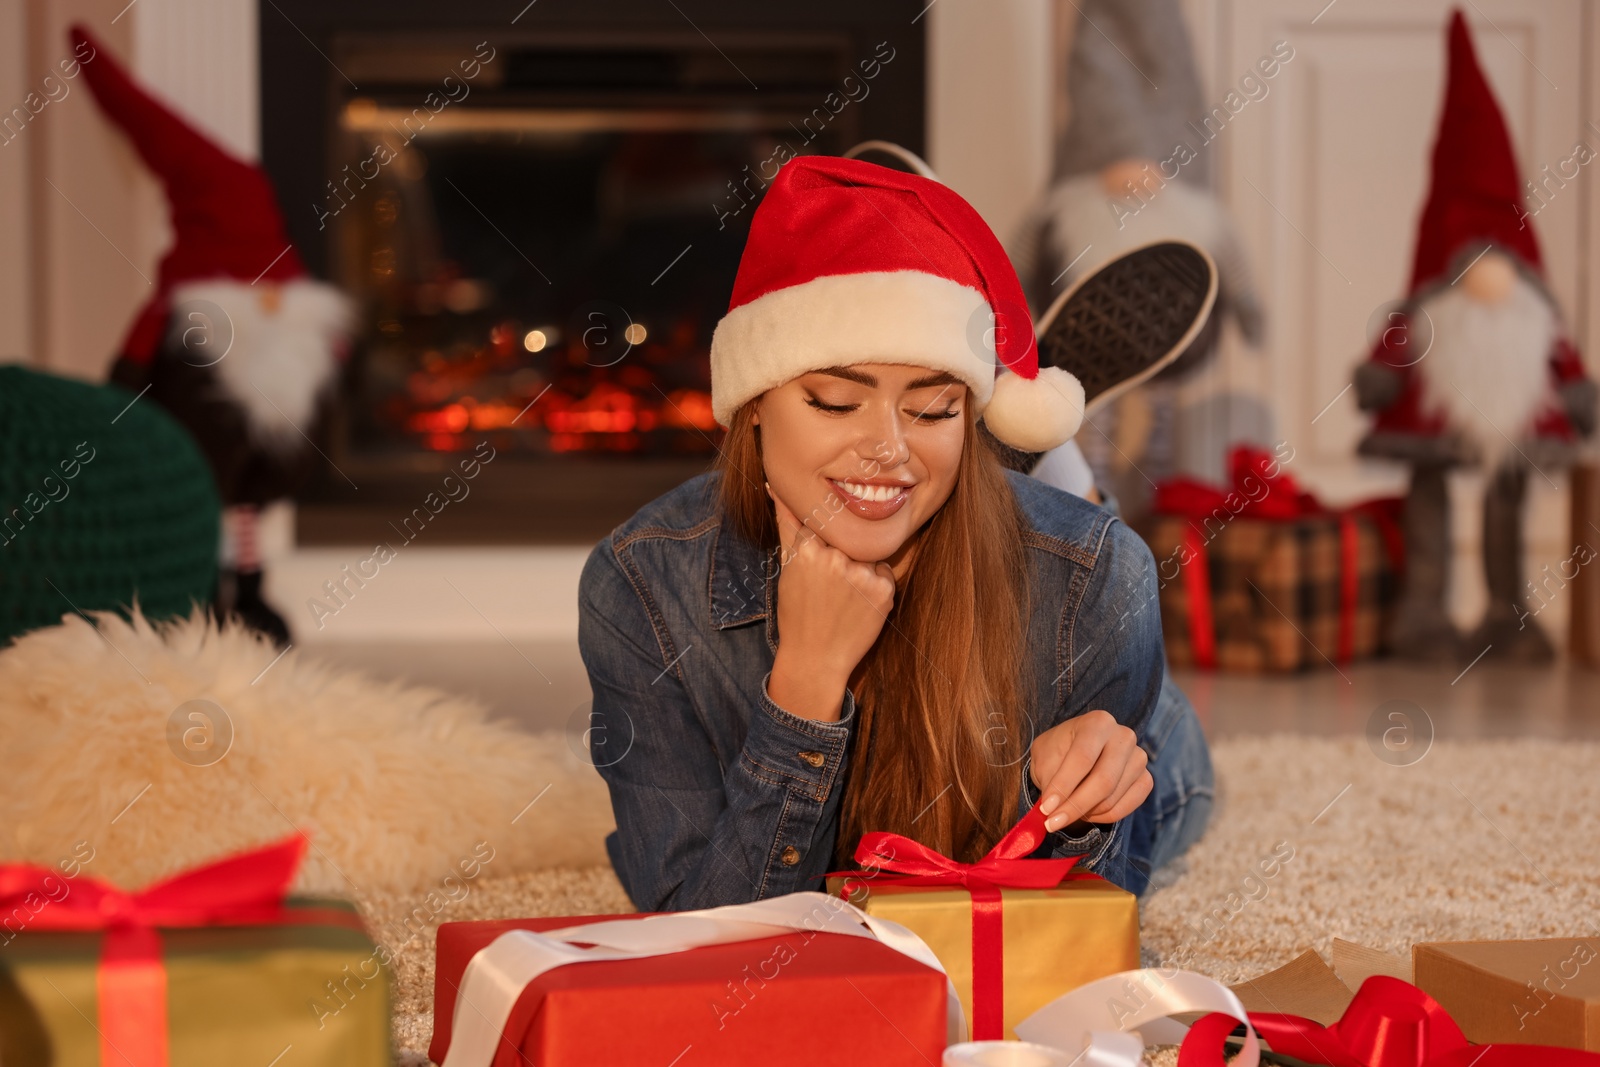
[0,834,337,1067]
[826,803,1094,1040]
[1178,974,1600,1067]
[1154,446,1404,667]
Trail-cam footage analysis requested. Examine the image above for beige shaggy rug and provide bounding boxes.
[370,734,1600,1065]
[0,608,614,894]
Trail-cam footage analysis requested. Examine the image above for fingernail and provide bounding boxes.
[1044,812,1063,833]
[1039,793,1061,818]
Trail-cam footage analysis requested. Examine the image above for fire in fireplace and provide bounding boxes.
[262,7,924,542]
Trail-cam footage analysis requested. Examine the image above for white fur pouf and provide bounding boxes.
[0,607,615,896]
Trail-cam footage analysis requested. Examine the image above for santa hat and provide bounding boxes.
[71,24,312,364]
[710,155,1084,453]
[1408,9,1542,293]
[1052,0,1212,187]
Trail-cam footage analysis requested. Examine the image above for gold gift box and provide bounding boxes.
[825,875,1139,1039]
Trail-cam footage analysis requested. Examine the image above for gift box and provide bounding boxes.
[1147,445,1403,672]
[825,803,1139,1042]
[1414,938,1600,1051]
[0,836,390,1067]
[428,910,950,1067]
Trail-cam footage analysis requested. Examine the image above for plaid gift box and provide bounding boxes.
[1147,446,1403,672]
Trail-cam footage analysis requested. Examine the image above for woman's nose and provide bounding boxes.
[857,402,910,468]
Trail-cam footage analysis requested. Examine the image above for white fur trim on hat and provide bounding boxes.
[982,366,1084,452]
[710,270,997,425]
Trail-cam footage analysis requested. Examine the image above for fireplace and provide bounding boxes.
[261,2,925,543]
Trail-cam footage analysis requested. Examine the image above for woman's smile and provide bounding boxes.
[826,477,915,519]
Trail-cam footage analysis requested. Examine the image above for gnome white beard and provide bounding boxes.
[169,278,354,452]
[1041,173,1232,284]
[1413,275,1558,469]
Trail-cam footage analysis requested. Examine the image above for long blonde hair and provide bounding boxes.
[715,399,1033,866]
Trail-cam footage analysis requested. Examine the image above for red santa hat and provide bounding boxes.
[710,156,1084,453]
[71,24,312,365]
[1408,9,1542,293]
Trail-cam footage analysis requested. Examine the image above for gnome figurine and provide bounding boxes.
[1014,0,1262,368]
[1354,10,1596,662]
[1010,0,1262,515]
[74,25,354,648]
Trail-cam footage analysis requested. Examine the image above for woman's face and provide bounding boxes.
[753,363,967,573]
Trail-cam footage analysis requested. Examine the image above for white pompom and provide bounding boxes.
[981,366,1085,452]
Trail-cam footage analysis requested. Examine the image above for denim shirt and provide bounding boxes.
[576,468,1167,912]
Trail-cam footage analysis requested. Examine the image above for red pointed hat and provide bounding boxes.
[1408,9,1542,293]
[709,155,1085,452]
[71,24,308,364]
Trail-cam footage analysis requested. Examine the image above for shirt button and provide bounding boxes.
[797,750,825,768]
[780,845,801,866]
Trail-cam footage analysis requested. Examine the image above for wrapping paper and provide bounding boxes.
[0,836,389,1067]
[429,901,953,1067]
[1149,445,1403,672]
[827,876,1140,1042]
[823,801,1139,1040]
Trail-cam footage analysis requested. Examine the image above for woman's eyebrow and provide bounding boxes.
[813,366,877,386]
[905,371,962,390]
[810,367,963,391]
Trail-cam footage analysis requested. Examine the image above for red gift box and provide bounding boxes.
[429,912,950,1067]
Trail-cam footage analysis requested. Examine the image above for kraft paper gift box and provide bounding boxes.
[429,912,951,1067]
[1414,938,1600,1051]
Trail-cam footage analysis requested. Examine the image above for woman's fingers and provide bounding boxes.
[843,561,897,619]
[1082,747,1151,823]
[1038,712,1145,833]
[1036,723,1106,824]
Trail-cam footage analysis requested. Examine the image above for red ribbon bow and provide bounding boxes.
[1179,974,1600,1067]
[827,803,1094,1040]
[0,834,317,1067]
[1154,445,1404,668]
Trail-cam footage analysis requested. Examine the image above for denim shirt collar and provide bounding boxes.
[709,515,781,654]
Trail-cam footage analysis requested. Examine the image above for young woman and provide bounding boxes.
[577,155,1213,913]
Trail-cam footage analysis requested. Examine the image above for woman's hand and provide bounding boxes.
[1029,710,1152,833]
[766,485,895,721]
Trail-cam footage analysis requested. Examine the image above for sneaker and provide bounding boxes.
[1036,239,1217,416]
[986,240,1217,474]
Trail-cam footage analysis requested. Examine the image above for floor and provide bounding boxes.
[304,639,1600,741]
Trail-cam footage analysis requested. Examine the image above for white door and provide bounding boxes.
[1180,0,1588,629]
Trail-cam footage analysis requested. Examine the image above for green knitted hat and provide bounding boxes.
[0,365,220,645]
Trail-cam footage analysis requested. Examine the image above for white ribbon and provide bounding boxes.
[1013,969,1260,1067]
[438,890,969,1067]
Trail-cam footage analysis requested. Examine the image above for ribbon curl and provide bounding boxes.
[1181,974,1600,1067]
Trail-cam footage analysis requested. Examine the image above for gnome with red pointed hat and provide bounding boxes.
[73,25,354,648]
[1353,10,1595,662]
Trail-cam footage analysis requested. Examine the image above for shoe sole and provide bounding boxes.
[1035,240,1218,416]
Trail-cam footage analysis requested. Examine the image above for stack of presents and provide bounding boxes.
[1146,445,1406,673]
[5,815,1599,1066]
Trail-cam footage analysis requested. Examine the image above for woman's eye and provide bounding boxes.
[804,396,857,414]
[910,407,960,423]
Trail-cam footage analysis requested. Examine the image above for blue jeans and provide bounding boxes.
[1086,480,1214,896]
[1100,671,1214,896]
